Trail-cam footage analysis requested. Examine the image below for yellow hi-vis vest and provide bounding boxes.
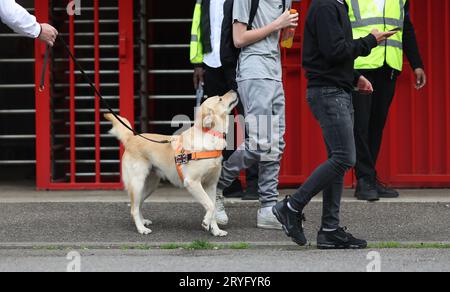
[346,0,406,71]
[190,0,204,65]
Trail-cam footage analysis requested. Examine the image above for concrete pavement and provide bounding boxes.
[0,201,449,246]
[1,249,449,272]
[0,185,449,272]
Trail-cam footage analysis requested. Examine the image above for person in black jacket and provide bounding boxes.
[272,0,396,249]
[351,0,426,201]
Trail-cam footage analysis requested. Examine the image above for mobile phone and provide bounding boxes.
[389,27,402,32]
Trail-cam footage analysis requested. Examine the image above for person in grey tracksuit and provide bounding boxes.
[217,0,298,229]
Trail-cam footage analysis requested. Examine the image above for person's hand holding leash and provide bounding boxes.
[193,67,205,90]
[38,23,58,47]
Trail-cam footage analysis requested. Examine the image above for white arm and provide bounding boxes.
[0,0,41,38]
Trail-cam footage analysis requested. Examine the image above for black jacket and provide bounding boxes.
[400,0,423,70]
[201,0,213,55]
[302,0,378,92]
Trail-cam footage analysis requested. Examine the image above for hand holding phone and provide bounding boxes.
[371,29,398,44]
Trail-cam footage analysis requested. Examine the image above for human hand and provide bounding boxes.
[414,68,426,90]
[275,10,299,30]
[371,29,397,44]
[357,75,374,94]
[38,23,58,47]
[193,67,205,90]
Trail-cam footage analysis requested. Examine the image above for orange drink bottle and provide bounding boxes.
[281,9,298,49]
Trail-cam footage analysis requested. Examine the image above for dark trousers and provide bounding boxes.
[290,87,356,230]
[353,65,398,181]
[203,64,259,187]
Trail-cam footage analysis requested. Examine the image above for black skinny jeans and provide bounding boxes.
[290,87,356,230]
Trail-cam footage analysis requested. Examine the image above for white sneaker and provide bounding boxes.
[215,195,229,226]
[257,207,282,230]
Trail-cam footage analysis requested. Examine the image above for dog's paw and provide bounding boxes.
[143,219,153,226]
[137,227,152,235]
[212,229,228,237]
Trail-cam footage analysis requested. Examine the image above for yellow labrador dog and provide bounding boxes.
[105,91,238,237]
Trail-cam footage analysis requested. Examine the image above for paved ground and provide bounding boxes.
[0,201,449,245]
[0,249,449,272]
[0,185,449,272]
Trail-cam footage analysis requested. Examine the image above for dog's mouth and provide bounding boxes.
[228,98,239,111]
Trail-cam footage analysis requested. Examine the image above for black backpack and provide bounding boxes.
[220,0,286,68]
[220,0,260,68]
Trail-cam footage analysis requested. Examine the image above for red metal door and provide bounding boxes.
[279,0,450,188]
[35,0,134,190]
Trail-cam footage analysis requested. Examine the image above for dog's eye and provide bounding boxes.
[219,98,223,102]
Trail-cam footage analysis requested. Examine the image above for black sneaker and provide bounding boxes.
[272,197,307,246]
[375,178,399,198]
[355,178,379,202]
[317,227,368,250]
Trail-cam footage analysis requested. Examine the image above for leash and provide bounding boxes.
[39,45,50,92]
[39,36,172,145]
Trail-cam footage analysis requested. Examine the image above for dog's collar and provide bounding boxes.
[201,127,226,139]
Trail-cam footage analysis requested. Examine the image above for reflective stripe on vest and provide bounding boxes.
[190,0,204,64]
[347,0,406,71]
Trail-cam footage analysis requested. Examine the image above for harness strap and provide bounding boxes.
[175,148,223,182]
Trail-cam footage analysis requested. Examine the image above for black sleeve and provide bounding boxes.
[353,70,362,85]
[315,5,378,64]
[403,0,424,70]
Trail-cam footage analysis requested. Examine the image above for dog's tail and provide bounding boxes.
[104,113,134,146]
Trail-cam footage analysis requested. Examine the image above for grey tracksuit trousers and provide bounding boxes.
[218,79,286,208]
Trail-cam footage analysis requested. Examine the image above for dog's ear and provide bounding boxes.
[202,106,215,129]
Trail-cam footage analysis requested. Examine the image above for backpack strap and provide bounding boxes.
[248,0,260,29]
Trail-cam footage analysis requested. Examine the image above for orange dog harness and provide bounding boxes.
[174,128,225,182]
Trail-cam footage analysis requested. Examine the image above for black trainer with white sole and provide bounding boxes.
[317,227,368,250]
[272,196,307,246]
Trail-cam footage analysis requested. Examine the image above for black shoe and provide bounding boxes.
[375,179,399,198]
[355,178,379,202]
[223,179,244,198]
[317,227,367,250]
[272,197,307,246]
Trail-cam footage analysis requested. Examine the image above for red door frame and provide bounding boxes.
[35,0,134,190]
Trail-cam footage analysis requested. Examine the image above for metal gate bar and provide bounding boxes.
[94,0,101,183]
[69,7,76,183]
